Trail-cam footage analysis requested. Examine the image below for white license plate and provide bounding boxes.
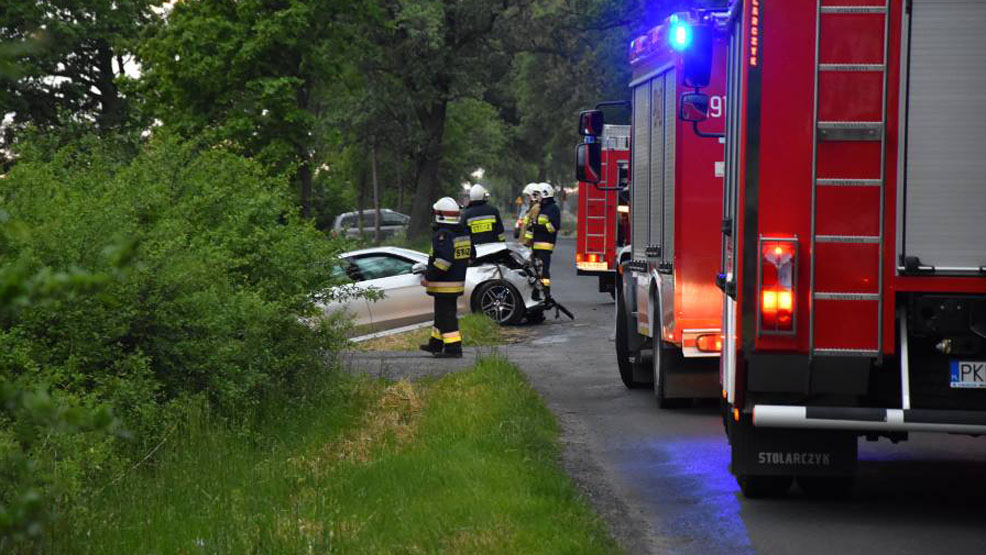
[950,360,986,389]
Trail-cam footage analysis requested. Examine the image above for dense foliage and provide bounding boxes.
[0,135,348,545]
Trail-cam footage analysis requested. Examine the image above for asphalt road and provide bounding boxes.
[513,238,986,555]
[347,237,986,554]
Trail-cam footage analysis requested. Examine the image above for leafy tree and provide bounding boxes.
[139,0,368,218]
[0,0,154,156]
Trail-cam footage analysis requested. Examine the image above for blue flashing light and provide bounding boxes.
[668,17,693,51]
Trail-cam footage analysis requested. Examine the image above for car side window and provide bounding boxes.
[350,255,415,280]
[381,212,409,226]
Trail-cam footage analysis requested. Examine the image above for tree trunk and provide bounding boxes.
[407,100,449,238]
[357,161,367,238]
[371,141,381,245]
[396,156,404,213]
[94,39,125,131]
[298,158,313,219]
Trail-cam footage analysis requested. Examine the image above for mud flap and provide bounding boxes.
[729,416,857,477]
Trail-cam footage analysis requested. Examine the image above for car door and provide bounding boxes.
[349,253,431,330]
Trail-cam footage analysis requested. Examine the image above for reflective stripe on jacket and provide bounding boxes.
[461,201,505,244]
[425,225,474,297]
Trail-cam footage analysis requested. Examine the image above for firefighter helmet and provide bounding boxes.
[432,196,461,225]
[469,184,489,202]
[538,182,554,198]
[523,182,539,198]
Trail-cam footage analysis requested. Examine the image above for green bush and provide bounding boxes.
[0,133,349,544]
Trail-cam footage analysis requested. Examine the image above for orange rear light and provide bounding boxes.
[696,333,722,353]
[761,290,777,313]
[778,290,793,312]
[576,253,584,263]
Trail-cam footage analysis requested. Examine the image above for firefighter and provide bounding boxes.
[461,184,505,244]
[531,182,560,296]
[522,184,542,247]
[419,196,474,358]
[515,182,540,241]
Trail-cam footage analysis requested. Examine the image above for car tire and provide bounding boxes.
[616,282,649,389]
[473,280,525,325]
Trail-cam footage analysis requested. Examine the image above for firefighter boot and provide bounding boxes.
[434,330,463,358]
[419,327,443,354]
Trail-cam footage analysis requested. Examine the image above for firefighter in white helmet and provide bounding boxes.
[420,196,474,358]
[530,183,560,297]
[521,183,543,247]
[515,182,540,240]
[461,184,505,244]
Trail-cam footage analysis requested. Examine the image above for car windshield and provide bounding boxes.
[350,254,414,280]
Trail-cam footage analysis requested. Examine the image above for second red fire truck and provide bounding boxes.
[579,10,728,406]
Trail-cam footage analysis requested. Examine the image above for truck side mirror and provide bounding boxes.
[680,92,710,122]
[578,110,604,137]
[682,25,714,89]
[576,142,602,184]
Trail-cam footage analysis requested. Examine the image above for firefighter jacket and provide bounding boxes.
[461,200,505,244]
[424,224,474,297]
[522,203,541,247]
[531,198,560,251]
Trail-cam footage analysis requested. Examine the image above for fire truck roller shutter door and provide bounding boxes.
[632,81,651,261]
[649,74,666,256]
[901,0,986,274]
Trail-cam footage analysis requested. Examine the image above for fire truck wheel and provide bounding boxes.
[616,284,649,389]
[796,475,855,498]
[736,474,793,499]
[653,342,688,409]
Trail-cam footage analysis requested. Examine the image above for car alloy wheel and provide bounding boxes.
[477,281,523,325]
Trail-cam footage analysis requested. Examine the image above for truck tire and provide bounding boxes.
[736,474,793,499]
[797,475,855,498]
[616,283,648,389]
[653,341,688,408]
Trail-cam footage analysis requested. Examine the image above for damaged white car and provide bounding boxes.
[319,243,545,332]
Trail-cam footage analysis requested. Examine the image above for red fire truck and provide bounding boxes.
[677,0,986,497]
[577,10,728,406]
[576,125,630,297]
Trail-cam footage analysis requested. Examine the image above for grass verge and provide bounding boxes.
[358,313,523,351]
[54,357,617,554]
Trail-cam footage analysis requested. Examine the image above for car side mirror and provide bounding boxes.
[578,110,604,137]
[576,142,602,184]
[680,92,710,123]
[411,262,426,275]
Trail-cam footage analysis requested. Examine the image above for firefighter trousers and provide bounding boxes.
[428,295,462,354]
[533,249,552,293]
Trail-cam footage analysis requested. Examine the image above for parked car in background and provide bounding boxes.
[320,244,544,333]
[332,209,410,238]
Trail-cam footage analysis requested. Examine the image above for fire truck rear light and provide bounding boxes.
[759,237,798,334]
[778,291,793,312]
[576,253,584,263]
[696,333,722,353]
[617,205,629,213]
